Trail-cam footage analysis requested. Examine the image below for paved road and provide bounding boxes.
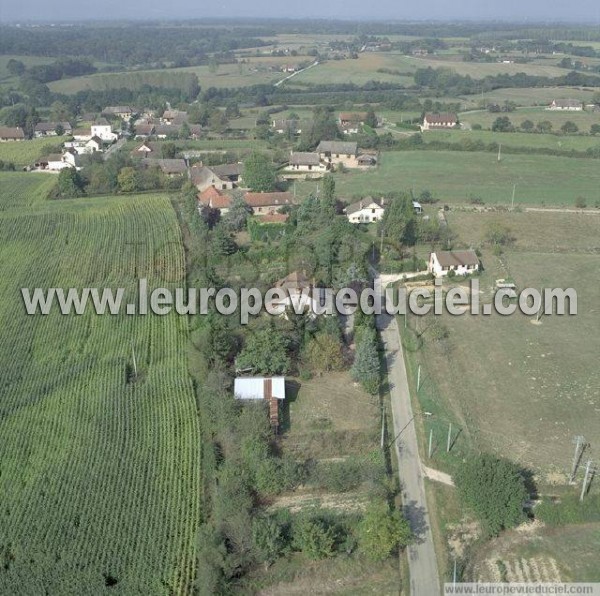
[273,61,319,87]
[376,302,441,596]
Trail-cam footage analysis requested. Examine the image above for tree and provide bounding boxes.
[223,192,252,231]
[520,119,534,132]
[536,120,553,133]
[485,221,513,246]
[57,168,85,198]
[590,124,600,135]
[364,107,378,129]
[380,192,416,246]
[200,206,221,230]
[292,516,335,560]
[54,123,65,136]
[357,502,412,561]
[305,332,344,373]
[208,57,219,74]
[252,516,285,566]
[117,167,138,193]
[351,327,380,395]
[161,142,177,159]
[6,59,25,77]
[561,121,579,134]
[491,116,513,132]
[210,225,238,257]
[178,121,191,140]
[321,173,336,218]
[455,453,529,536]
[243,152,277,192]
[237,326,290,375]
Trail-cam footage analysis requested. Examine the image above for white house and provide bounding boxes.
[428,250,479,277]
[46,153,71,171]
[288,152,329,173]
[547,99,583,111]
[91,118,118,142]
[345,197,385,223]
[421,113,458,131]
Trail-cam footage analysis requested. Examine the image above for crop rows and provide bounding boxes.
[0,176,200,594]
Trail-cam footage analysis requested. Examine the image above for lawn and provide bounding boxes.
[0,137,63,167]
[296,150,600,206]
[0,173,200,593]
[405,210,600,479]
[461,106,600,132]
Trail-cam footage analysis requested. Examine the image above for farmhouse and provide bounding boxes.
[101,106,134,120]
[244,191,294,214]
[131,140,159,157]
[0,127,25,141]
[288,152,329,173]
[547,99,583,111]
[316,140,359,168]
[428,250,479,277]
[161,110,188,125]
[191,165,233,192]
[41,150,80,171]
[345,197,385,223]
[197,187,232,213]
[91,118,118,142]
[211,163,243,186]
[421,113,458,131]
[133,123,156,138]
[141,158,187,177]
[34,122,73,137]
[234,377,285,432]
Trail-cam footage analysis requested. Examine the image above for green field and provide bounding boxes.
[0,173,200,593]
[461,106,600,131]
[0,54,56,90]
[422,128,600,152]
[0,138,64,167]
[297,150,600,206]
[462,87,598,106]
[411,210,600,478]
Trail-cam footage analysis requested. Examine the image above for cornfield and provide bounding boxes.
[0,173,200,594]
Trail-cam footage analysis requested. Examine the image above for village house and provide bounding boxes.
[272,119,305,135]
[34,122,73,137]
[141,158,187,177]
[64,135,103,155]
[0,127,25,141]
[345,197,385,223]
[547,99,584,111]
[40,150,80,171]
[338,111,373,134]
[287,152,329,175]
[234,377,285,432]
[133,123,156,138]
[161,110,188,125]
[428,250,480,277]
[316,140,359,169]
[191,165,234,192]
[197,187,232,213]
[210,163,243,187]
[421,113,458,131]
[266,271,328,319]
[91,118,118,142]
[101,106,134,120]
[244,191,294,214]
[131,140,160,158]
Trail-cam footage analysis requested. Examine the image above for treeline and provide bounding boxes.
[414,66,600,95]
[0,25,270,66]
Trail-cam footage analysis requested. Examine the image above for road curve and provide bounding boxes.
[376,303,441,596]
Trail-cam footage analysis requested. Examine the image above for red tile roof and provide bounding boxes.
[198,187,231,210]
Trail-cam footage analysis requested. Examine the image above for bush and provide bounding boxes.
[575,196,587,209]
[357,501,412,561]
[292,516,335,560]
[455,453,529,537]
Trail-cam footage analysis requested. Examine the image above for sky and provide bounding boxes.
[1,0,599,23]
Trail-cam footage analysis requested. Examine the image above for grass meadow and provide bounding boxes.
[296,150,600,206]
[0,173,200,593]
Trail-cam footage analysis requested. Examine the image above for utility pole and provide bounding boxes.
[497,143,502,162]
[569,435,585,483]
[417,365,421,392]
[580,460,593,501]
[511,183,516,209]
[380,405,385,449]
[536,286,544,322]
[447,423,453,453]
[428,428,433,458]
[131,341,138,379]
